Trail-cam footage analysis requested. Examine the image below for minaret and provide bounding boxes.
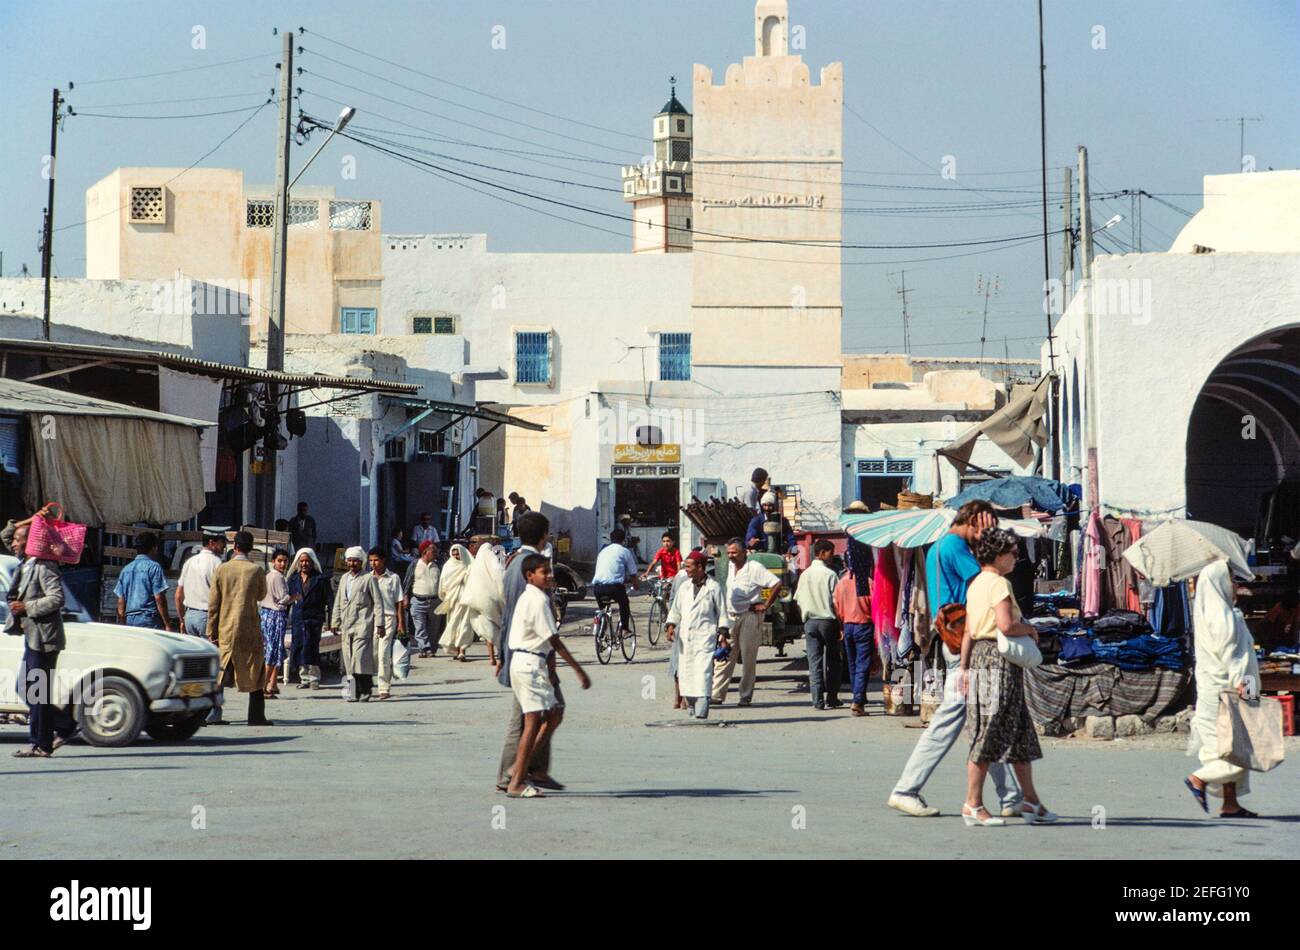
[621,80,693,253]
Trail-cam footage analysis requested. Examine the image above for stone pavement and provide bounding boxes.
[2,600,1296,859]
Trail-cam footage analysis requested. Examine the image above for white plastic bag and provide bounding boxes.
[340,675,355,701]
[393,638,411,680]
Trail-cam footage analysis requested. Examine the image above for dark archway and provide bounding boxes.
[1185,325,1300,540]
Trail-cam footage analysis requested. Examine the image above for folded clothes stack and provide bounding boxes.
[1089,610,1154,642]
[1089,633,1186,672]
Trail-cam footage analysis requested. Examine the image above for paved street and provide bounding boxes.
[3,597,1297,860]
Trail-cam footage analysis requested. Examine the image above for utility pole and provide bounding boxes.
[41,87,62,341]
[892,270,911,355]
[1061,167,1073,293]
[1078,144,1100,509]
[1077,146,1093,280]
[976,274,999,361]
[257,30,293,527]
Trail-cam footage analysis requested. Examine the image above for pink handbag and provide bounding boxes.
[25,503,87,565]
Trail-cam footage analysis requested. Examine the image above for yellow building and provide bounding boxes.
[84,168,382,337]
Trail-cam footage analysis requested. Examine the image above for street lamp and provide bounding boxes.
[289,106,357,190]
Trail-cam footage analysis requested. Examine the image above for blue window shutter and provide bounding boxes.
[659,332,691,381]
[515,331,551,384]
[341,307,377,334]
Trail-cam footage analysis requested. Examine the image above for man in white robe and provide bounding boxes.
[665,550,729,720]
[1185,559,1262,818]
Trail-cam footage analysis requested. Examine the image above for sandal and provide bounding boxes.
[377,692,390,701]
[1219,808,1259,819]
[1183,777,1208,814]
[12,746,52,758]
[506,785,544,799]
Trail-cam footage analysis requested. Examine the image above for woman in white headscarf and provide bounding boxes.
[1184,559,1260,818]
[463,542,504,667]
[436,544,474,660]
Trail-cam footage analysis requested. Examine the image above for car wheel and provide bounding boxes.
[145,711,206,743]
[76,675,146,747]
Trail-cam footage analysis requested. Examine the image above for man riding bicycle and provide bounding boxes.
[592,528,640,635]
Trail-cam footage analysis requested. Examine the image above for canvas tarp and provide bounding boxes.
[941,373,1052,474]
[0,377,209,525]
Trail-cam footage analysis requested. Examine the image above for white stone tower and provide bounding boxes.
[621,82,693,253]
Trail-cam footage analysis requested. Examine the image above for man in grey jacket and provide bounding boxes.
[3,516,67,758]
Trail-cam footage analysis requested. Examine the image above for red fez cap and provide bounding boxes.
[418,539,434,553]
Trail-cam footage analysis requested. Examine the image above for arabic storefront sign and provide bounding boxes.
[613,443,681,464]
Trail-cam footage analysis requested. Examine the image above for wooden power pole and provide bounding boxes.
[40,87,62,341]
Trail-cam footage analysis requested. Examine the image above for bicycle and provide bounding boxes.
[645,577,671,646]
[593,587,637,664]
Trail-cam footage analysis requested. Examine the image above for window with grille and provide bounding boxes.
[288,200,318,227]
[384,438,406,460]
[857,458,915,476]
[412,316,432,334]
[433,316,455,334]
[340,307,377,334]
[329,200,372,230]
[672,140,691,163]
[515,331,551,384]
[246,199,274,228]
[129,187,165,223]
[659,332,691,381]
[417,429,446,455]
[676,119,686,132]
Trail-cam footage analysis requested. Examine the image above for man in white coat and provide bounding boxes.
[665,550,729,720]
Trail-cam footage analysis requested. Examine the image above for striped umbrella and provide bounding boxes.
[838,507,956,548]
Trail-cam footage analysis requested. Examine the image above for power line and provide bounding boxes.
[54,99,274,233]
[69,53,276,86]
[68,101,273,120]
[310,116,1062,251]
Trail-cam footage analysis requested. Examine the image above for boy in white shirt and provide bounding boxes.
[505,554,590,798]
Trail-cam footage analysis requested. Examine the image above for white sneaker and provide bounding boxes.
[888,793,940,817]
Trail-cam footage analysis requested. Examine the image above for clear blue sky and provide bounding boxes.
[2,0,1296,359]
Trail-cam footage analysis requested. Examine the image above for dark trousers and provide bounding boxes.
[593,583,630,631]
[354,674,374,697]
[803,618,841,706]
[843,621,876,705]
[292,618,323,669]
[247,689,269,724]
[22,646,60,753]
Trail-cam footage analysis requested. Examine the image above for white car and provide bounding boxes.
[0,555,220,746]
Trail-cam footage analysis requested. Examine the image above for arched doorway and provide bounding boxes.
[1185,325,1300,543]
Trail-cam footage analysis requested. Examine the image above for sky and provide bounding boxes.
[2,0,1297,360]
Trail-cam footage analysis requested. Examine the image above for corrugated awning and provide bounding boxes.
[0,337,420,395]
[0,376,209,427]
[384,396,547,432]
[940,373,1052,474]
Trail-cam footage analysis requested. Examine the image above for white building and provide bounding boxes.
[383,0,846,562]
[1045,169,1300,545]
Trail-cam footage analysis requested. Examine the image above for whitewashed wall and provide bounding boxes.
[1044,251,1300,515]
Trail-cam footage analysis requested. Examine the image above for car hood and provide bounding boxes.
[69,621,219,655]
